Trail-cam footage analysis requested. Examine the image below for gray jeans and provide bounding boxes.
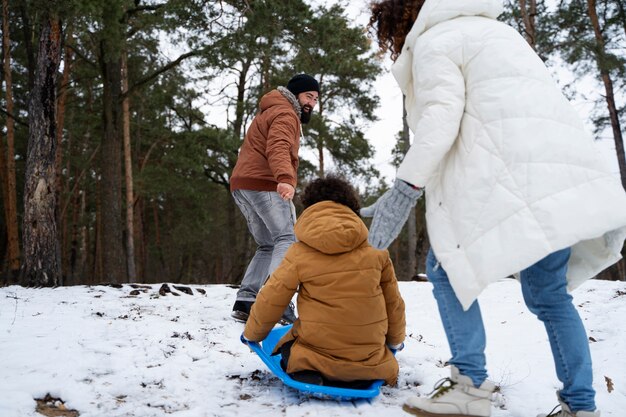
[232,189,296,302]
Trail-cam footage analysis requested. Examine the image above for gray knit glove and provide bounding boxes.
[360,179,423,249]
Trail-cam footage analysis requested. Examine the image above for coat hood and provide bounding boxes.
[259,88,301,116]
[410,0,502,39]
[294,201,368,255]
[392,0,503,93]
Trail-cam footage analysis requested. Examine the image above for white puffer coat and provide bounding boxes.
[392,0,626,310]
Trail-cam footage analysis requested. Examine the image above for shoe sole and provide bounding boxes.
[402,404,484,417]
[231,311,249,323]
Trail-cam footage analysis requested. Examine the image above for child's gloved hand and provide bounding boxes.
[361,179,423,249]
[387,342,405,352]
[240,333,251,345]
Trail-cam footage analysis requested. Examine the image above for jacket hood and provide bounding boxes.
[295,201,368,255]
[392,0,502,93]
[410,0,502,39]
[259,88,301,116]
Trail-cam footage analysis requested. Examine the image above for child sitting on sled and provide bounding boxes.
[242,174,406,387]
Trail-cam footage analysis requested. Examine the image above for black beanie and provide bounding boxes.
[286,74,320,96]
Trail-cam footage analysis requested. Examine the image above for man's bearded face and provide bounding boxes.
[300,105,313,124]
[297,91,318,125]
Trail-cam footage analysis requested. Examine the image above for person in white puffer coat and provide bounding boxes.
[366,0,626,416]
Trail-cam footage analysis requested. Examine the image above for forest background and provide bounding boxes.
[0,0,625,288]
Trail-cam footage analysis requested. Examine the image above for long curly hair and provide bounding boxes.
[368,0,425,61]
[301,174,361,216]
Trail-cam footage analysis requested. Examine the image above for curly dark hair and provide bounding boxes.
[300,175,361,215]
[368,0,425,61]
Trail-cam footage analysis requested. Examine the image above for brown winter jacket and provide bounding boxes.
[230,89,301,191]
[243,201,406,385]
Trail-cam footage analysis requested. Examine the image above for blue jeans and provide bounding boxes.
[426,247,596,412]
[232,189,296,302]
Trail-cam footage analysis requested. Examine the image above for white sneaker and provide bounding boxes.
[403,366,495,417]
[537,391,600,417]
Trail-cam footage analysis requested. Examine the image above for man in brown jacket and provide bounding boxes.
[230,74,320,324]
[243,175,406,387]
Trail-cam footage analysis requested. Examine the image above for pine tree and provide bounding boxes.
[552,0,626,189]
[22,7,62,287]
[292,4,381,180]
[1,0,21,279]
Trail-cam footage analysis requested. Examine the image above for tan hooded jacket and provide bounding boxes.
[243,201,406,385]
[230,88,301,191]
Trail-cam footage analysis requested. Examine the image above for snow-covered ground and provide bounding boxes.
[1,279,624,417]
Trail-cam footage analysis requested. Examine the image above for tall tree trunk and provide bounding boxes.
[17,1,36,91]
[134,103,146,282]
[121,53,136,282]
[67,182,81,286]
[260,40,274,93]
[152,201,167,279]
[317,142,324,178]
[22,13,62,287]
[135,196,146,282]
[402,97,417,280]
[0,41,6,207]
[77,189,87,282]
[2,0,21,277]
[100,58,126,283]
[18,4,35,91]
[587,0,626,190]
[134,122,163,282]
[55,28,72,214]
[61,131,72,280]
[415,198,429,276]
[0,119,8,234]
[518,0,537,49]
[317,96,325,178]
[0,10,8,282]
[233,58,252,140]
[99,6,127,283]
[224,195,240,283]
[93,178,103,282]
[0,124,7,283]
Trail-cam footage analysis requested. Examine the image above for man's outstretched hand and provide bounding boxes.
[277,183,295,200]
[361,179,423,249]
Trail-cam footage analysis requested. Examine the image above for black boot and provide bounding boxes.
[290,370,324,386]
[278,302,297,325]
[231,300,253,323]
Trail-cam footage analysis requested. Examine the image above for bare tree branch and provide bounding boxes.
[0,107,28,127]
[66,42,97,68]
[122,51,199,99]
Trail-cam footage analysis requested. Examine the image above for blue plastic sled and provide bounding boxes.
[244,324,387,401]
